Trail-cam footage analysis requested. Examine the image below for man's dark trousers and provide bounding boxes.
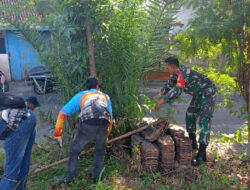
[66,122,108,183]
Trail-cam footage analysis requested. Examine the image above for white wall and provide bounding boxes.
[0,54,11,81]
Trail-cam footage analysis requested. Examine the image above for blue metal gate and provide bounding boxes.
[5,31,46,80]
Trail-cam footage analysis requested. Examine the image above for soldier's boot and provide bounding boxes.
[189,133,198,150]
[191,143,207,167]
[203,150,207,162]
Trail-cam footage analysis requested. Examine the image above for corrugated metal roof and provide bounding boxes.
[0,0,41,23]
[0,0,52,30]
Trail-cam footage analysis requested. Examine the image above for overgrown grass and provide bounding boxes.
[0,140,248,189]
[0,113,248,189]
[23,139,249,190]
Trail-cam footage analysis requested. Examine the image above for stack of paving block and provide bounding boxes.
[168,129,185,139]
[174,136,192,165]
[131,134,144,147]
[130,135,144,172]
[141,141,159,171]
[157,135,175,169]
[129,118,194,171]
[167,129,192,165]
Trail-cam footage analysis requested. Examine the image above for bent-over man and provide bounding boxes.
[54,77,113,184]
[153,57,217,166]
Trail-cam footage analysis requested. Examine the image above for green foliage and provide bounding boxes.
[94,0,147,134]
[141,94,157,110]
[93,0,182,135]
[174,0,249,112]
[139,94,181,124]
[23,137,249,189]
[182,0,249,64]
[142,0,182,64]
[211,125,248,143]
[38,109,55,125]
[0,153,4,175]
[236,127,244,142]
[191,66,237,109]
[196,165,241,190]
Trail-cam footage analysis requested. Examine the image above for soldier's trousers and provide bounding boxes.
[186,88,217,145]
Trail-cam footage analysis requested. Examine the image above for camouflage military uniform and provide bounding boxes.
[161,67,217,145]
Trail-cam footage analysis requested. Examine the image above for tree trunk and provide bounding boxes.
[85,4,96,77]
[247,110,250,142]
[237,65,250,142]
[247,76,250,142]
[237,11,249,141]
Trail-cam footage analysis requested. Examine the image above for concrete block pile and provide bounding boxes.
[130,118,192,172]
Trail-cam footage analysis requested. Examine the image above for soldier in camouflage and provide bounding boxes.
[153,57,217,166]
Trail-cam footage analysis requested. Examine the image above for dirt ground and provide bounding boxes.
[208,142,249,157]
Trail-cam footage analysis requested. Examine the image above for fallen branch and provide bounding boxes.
[32,147,95,175]
[44,135,56,142]
[34,142,45,150]
[107,122,154,144]
[32,119,165,175]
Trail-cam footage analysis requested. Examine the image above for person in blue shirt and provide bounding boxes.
[0,95,37,190]
[54,77,113,184]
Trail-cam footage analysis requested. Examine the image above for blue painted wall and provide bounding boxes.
[4,31,49,80]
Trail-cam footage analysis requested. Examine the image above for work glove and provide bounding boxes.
[56,138,63,148]
[106,119,114,140]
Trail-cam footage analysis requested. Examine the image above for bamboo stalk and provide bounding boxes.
[32,119,166,175]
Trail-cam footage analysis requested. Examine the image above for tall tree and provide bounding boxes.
[175,0,249,140]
